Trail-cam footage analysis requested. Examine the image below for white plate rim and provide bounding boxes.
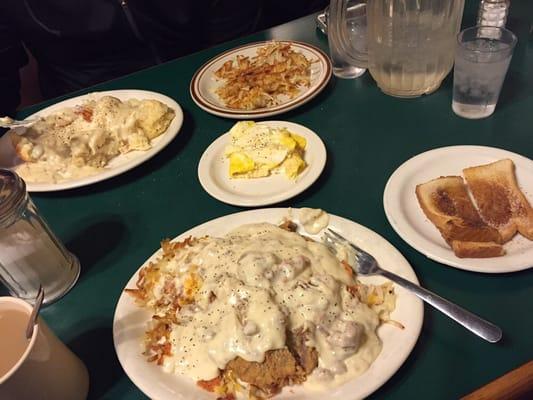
[0,90,184,192]
[197,121,327,206]
[113,207,424,400]
[189,41,332,119]
[383,145,533,273]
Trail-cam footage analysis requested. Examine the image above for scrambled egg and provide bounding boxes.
[224,121,307,179]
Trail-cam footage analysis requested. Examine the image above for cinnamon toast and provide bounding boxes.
[450,240,505,258]
[463,159,533,242]
[415,176,503,258]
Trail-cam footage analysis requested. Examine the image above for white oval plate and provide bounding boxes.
[113,208,423,400]
[197,121,326,206]
[190,41,332,119]
[0,90,184,192]
[383,145,533,273]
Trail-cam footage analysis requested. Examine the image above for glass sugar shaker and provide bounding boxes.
[0,169,80,305]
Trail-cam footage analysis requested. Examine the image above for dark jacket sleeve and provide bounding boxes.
[0,14,28,117]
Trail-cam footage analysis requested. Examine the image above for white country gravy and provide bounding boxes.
[11,96,174,183]
[136,222,396,393]
[299,208,330,234]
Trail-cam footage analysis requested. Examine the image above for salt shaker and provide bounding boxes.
[0,169,80,305]
[477,0,510,28]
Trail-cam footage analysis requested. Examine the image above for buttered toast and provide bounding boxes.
[463,159,533,242]
[415,176,503,258]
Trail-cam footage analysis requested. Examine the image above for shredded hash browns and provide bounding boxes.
[125,223,399,399]
[214,42,313,110]
[125,236,201,365]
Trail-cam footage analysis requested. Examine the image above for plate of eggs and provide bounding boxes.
[198,121,326,206]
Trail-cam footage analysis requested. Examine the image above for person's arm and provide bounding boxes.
[0,14,28,117]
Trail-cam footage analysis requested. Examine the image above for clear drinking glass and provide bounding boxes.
[0,170,80,305]
[452,26,517,119]
[326,1,367,79]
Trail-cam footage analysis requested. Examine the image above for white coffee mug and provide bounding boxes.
[0,296,89,400]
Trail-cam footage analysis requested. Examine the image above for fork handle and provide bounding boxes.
[379,269,502,343]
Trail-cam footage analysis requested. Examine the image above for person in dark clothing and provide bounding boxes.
[0,0,261,116]
[0,0,328,117]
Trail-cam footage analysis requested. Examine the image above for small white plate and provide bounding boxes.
[113,208,423,400]
[0,90,184,192]
[383,145,533,273]
[190,41,332,119]
[197,121,326,206]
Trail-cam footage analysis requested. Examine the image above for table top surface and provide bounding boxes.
[9,2,533,399]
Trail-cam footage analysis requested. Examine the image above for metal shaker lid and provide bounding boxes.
[0,169,26,224]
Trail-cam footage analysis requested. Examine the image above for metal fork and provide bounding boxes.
[324,229,502,343]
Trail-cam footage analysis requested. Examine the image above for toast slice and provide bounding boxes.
[463,159,533,242]
[416,176,503,257]
[451,240,505,258]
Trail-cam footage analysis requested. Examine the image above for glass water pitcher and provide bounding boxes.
[328,0,465,97]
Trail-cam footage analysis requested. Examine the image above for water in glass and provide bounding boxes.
[452,27,516,119]
[328,2,367,79]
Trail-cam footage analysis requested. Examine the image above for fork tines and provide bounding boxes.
[325,229,364,254]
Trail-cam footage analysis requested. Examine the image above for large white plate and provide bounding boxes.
[0,90,184,192]
[190,41,332,119]
[383,145,533,273]
[113,208,423,400]
[198,121,326,206]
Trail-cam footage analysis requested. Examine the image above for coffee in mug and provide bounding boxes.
[0,297,89,400]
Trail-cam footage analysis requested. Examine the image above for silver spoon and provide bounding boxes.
[26,285,44,339]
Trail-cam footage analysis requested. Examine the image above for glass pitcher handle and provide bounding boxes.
[328,0,368,68]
